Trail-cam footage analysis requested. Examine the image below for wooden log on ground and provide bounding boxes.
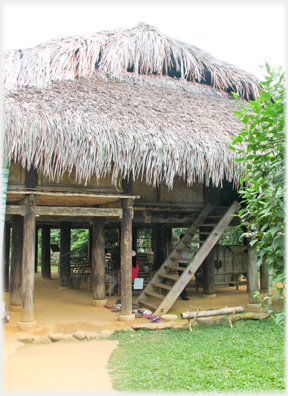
[181,306,244,319]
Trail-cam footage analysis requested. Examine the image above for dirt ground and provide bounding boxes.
[2,271,284,393]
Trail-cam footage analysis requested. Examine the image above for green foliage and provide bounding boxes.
[107,321,285,392]
[230,64,285,297]
[219,226,243,245]
[137,228,153,252]
[71,229,89,258]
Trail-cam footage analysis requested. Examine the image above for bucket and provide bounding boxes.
[71,276,81,289]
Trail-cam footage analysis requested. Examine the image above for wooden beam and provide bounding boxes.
[120,199,133,315]
[21,194,36,322]
[10,216,23,307]
[5,205,123,217]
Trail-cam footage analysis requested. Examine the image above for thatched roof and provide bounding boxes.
[3,23,260,189]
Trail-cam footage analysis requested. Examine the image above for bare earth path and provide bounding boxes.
[2,271,283,393]
[3,338,118,392]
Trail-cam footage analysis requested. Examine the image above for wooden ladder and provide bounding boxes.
[136,200,240,316]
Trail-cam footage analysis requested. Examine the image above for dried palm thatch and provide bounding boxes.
[3,23,260,189]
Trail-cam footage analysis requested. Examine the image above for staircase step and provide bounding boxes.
[137,299,157,311]
[145,291,165,300]
[164,264,185,271]
[170,256,191,262]
[190,240,205,243]
[151,282,173,291]
[158,273,178,281]
[176,247,197,252]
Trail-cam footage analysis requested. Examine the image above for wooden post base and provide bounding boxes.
[118,314,135,322]
[91,299,107,307]
[17,321,37,331]
[202,293,216,299]
[9,305,22,312]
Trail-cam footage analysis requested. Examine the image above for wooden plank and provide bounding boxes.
[21,194,36,322]
[151,282,173,291]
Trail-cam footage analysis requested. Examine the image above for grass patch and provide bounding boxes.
[107,320,285,392]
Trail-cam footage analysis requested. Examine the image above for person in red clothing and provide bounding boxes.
[131,250,140,280]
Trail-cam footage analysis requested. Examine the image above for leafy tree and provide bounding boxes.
[230,64,285,309]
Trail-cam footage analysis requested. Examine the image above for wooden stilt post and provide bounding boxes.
[9,215,23,310]
[88,227,92,262]
[20,194,36,324]
[41,225,51,279]
[59,222,71,288]
[34,228,38,273]
[260,262,269,292]
[202,247,216,297]
[3,222,11,291]
[247,241,261,309]
[119,198,134,320]
[91,217,106,306]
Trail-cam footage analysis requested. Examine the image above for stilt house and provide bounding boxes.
[3,23,264,325]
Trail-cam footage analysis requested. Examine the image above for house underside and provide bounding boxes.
[3,161,269,327]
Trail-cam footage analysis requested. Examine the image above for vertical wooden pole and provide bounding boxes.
[34,227,38,273]
[59,222,71,288]
[132,226,138,252]
[91,217,106,304]
[260,262,269,292]
[3,222,11,291]
[21,194,36,322]
[247,242,259,304]
[88,227,93,262]
[202,247,216,296]
[41,225,51,279]
[120,199,133,315]
[9,215,23,309]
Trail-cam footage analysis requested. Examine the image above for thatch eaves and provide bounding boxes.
[4,72,246,189]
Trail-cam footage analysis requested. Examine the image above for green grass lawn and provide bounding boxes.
[107,320,285,393]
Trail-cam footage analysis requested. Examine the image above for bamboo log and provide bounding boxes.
[181,306,244,319]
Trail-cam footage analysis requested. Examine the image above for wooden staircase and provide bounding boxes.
[136,200,240,316]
